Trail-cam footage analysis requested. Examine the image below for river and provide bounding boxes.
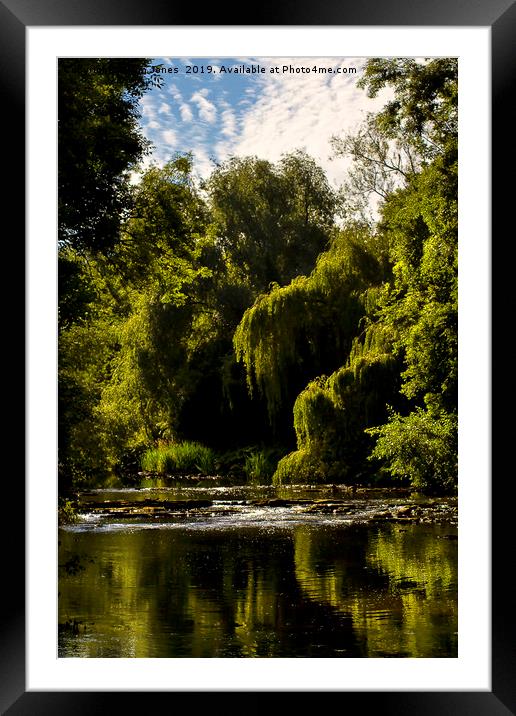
[58,484,458,658]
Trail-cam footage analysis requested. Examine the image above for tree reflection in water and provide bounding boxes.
[59,522,457,658]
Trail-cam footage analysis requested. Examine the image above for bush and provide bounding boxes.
[366,407,457,493]
[58,498,79,525]
[140,447,167,473]
[140,441,216,475]
[273,448,331,486]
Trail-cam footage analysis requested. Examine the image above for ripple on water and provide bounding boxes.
[63,503,364,533]
[67,487,457,535]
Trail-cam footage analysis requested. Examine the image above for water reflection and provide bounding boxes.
[59,522,457,658]
[294,525,457,657]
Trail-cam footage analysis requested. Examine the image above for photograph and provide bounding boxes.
[5,1,508,708]
[57,55,459,659]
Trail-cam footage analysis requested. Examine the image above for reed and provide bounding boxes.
[140,441,216,475]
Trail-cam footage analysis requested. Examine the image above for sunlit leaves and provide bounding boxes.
[367,408,457,492]
[233,227,386,421]
[205,151,336,292]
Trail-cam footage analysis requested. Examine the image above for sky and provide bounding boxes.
[134,57,391,188]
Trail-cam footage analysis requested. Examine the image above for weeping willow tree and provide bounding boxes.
[233,225,387,423]
[273,319,402,484]
[272,159,458,488]
[233,223,401,484]
[237,58,458,492]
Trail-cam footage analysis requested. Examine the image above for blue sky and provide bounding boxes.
[134,57,390,187]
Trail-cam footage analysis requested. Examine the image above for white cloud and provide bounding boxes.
[220,107,237,138]
[210,64,222,80]
[138,56,394,190]
[140,93,158,119]
[158,102,172,115]
[165,83,193,122]
[191,145,215,179]
[216,57,390,186]
[162,129,177,147]
[191,91,217,123]
[179,103,194,122]
[169,84,183,102]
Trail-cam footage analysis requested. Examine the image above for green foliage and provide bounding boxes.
[234,225,386,420]
[58,58,458,496]
[58,499,79,525]
[140,442,216,475]
[58,58,161,254]
[271,59,458,492]
[367,408,457,493]
[362,153,457,492]
[58,59,164,491]
[330,59,457,491]
[243,448,280,484]
[296,331,400,449]
[358,58,458,158]
[58,250,98,329]
[78,157,216,466]
[379,155,458,412]
[59,310,119,486]
[118,155,211,285]
[205,151,336,293]
[272,320,401,485]
[273,449,329,486]
[234,275,312,416]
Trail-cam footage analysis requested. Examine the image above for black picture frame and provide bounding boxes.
[6,0,510,712]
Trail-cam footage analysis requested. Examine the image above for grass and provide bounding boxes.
[141,441,216,476]
[141,442,283,484]
[244,447,280,485]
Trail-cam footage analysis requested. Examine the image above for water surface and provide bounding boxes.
[59,486,457,658]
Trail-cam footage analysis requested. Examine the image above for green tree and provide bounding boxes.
[356,58,458,491]
[367,408,457,493]
[86,157,213,467]
[58,58,161,255]
[205,151,336,293]
[58,58,162,491]
[247,59,458,491]
[357,58,458,159]
[233,224,389,439]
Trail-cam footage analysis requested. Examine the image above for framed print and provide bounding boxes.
[5,0,511,711]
